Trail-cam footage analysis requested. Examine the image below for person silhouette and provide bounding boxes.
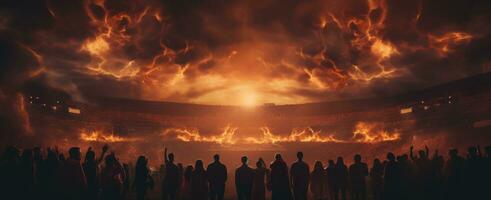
[207,154,228,200]
[383,152,400,200]
[101,153,125,200]
[134,156,153,200]
[269,154,292,200]
[443,149,465,200]
[326,159,336,200]
[182,165,194,200]
[18,149,35,200]
[43,147,61,199]
[290,151,310,200]
[396,154,412,200]
[0,146,21,199]
[484,146,491,199]
[410,145,433,200]
[162,147,179,200]
[60,147,87,200]
[310,161,325,200]
[83,145,108,200]
[32,147,44,198]
[191,160,208,200]
[333,157,348,200]
[236,156,254,200]
[370,159,384,200]
[349,154,368,200]
[252,158,269,200]
[465,146,485,199]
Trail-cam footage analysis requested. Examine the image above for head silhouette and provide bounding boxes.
[195,160,204,171]
[33,147,42,161]
[168,153,175,162]
[275,153,282,161]
[336,157,344,165]
[297,151,304,161]
[69,147,81,161]
[105,153,117,167]
[449,149,458,158]
[213,154,220,162]
[373,159,381,167]
[418,150,427,159]
[387,152,395,161]
[314,161,323,171]
[184,165,193,181]
[485,146,491,157]
[328,160,335,167]
[468,146,478,157]
[3,146,20,161]
[256,158,265,168]
[136,156,148,168]
[354,154,361,163]
[21,149,33,162]
[85,150,95,162]
[241,156,248,165]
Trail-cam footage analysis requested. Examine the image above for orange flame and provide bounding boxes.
[245,127,343,144]
[163,122,401,145]
[80,130,138,143]
[352,122,401,143]
[162,125,238,145]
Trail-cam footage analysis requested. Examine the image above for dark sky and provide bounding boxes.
[1,0,491,105]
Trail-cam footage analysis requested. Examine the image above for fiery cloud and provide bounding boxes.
[1,0,490,106]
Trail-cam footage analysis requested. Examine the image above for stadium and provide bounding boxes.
[21,72,491,167]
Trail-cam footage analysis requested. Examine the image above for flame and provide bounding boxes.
[80,130,138,143]
[245,127,343,144]
[162,125,238,145]
[163,122,401,145]
[352,122,401,143]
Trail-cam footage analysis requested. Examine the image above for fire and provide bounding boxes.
[163,122,401,145]
[80,130,138,143]
[352,122,401,143]
[162,125,238,145]
[245,127,342,144]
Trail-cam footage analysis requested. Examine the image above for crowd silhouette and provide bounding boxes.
[1,144,491,200]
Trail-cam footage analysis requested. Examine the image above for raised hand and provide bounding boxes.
[102,144,109,152]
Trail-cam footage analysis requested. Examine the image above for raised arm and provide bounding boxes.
[85,147,92,162]
[164,147,169,164]
[224,165,228,182]
[425,145,429,157]
[98,144,109,164]
[410,145,416,160]
[290,164,294,186]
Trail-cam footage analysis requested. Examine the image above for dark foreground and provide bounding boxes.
[1,144,491,200]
